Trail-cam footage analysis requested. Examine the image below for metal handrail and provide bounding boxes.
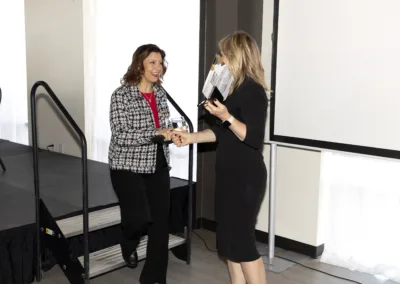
[163,88,194,265]
[30,81,89,283]
[29,80,193,284]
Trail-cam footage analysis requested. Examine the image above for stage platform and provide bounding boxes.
[0,140,193,284]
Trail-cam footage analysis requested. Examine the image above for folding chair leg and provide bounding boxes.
[0,157,6,172]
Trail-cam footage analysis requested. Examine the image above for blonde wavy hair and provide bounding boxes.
[218,31,269,95]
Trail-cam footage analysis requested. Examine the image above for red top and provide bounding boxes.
[141,91,160,128]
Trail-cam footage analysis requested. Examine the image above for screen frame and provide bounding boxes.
[269,0,400,160]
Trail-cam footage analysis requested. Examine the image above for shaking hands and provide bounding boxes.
[171,99,229,147]
[155,128,174,141]
[171,129,192,147]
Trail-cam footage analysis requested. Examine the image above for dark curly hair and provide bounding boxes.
[121,44,167,86]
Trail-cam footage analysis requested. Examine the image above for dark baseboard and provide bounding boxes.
[197,218,324,259]
[198,217,217,231]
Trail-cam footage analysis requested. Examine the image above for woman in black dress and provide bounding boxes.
[172,31,269,284]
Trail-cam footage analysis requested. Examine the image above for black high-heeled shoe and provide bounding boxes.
[123,251,138,268]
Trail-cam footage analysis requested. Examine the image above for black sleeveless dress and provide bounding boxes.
[211,78,268,262]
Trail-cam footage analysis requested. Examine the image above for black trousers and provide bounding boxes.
[110,147,170,284]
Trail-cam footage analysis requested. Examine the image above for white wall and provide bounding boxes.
[25,1,200,183]
[85,0,199,180]
[0,0,29,145]
[257,0,323,247]
[25,0,84,156]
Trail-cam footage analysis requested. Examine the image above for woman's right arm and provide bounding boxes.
[110,90,158,146]
[172,129,216,146]
[192,129,217,143]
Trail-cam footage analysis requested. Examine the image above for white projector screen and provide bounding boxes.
[270,0,400,158]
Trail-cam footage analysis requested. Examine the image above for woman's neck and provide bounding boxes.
[137,81,153,93]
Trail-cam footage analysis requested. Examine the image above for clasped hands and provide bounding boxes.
[171,98,230,147]
[154,127,189,146]
[155,128,174,141]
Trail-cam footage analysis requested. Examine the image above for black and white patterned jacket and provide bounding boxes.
[108,84,172,174]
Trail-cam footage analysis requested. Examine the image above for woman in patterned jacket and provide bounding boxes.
[108,44,173,284]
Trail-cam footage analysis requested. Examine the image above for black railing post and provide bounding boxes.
[164,89,194,265]
[30,84,42,281]
[81,136,89,283]
[187,129,194,265]
[30,81,90,283]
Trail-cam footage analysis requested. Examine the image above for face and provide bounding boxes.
[141,52,163,84]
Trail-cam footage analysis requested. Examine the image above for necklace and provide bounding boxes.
[141,91,154,103]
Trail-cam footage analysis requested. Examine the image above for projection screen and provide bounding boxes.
[269,0,400,159]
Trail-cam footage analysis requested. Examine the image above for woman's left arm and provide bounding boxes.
[205,99,247,140]
[204,84,268,148]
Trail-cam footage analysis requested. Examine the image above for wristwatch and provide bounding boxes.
[222,115,235,128]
